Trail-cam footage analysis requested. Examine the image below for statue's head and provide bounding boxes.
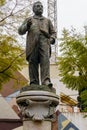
[33,1,43,15]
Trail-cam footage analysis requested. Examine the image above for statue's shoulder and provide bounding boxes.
[26,16,33,21]
[43,16,48,20]
[42,16,50,22]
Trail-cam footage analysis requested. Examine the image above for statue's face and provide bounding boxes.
[33,2,43,15]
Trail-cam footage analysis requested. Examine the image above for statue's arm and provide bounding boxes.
[18,18,32,35]
[49,19,56,44]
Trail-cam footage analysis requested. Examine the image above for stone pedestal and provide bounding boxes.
[23,121,51,130]
[16,86,59,130]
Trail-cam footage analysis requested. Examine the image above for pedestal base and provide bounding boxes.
[23,120,51,130]
[16,87,59,130]
[16,90,59,121]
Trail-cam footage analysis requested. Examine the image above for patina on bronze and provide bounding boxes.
[18,1,56,87]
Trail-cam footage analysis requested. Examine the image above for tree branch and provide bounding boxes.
[0,4,29,23]
[0,0,18,23]
[3,72,19,82]
[0,51,25,73]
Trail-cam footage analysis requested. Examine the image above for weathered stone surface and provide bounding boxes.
[20,84,56,93]
[16,90,59,121]
[23,121,51,130]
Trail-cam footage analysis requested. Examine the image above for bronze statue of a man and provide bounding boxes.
[18,1,56,87]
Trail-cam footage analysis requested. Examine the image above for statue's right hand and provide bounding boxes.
[27,18,32,28]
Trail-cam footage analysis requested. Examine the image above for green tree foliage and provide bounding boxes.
[58,27,87,111]
[0,35,25,88]
[0,0,6,6]
[0,0,30,88]
[80,90,87,112]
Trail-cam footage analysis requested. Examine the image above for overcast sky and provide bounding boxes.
[58,0,87,37]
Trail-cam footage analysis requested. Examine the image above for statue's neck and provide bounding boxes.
[34,13,42,17]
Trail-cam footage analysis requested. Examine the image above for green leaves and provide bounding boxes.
[0,0,31,89]
[58,27,87,111]
[79,90,87,112]
[58,27,87,89]
[0,0,6,6]
[0,35,25,88]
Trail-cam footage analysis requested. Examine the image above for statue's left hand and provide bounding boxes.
[50,38,55,44]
